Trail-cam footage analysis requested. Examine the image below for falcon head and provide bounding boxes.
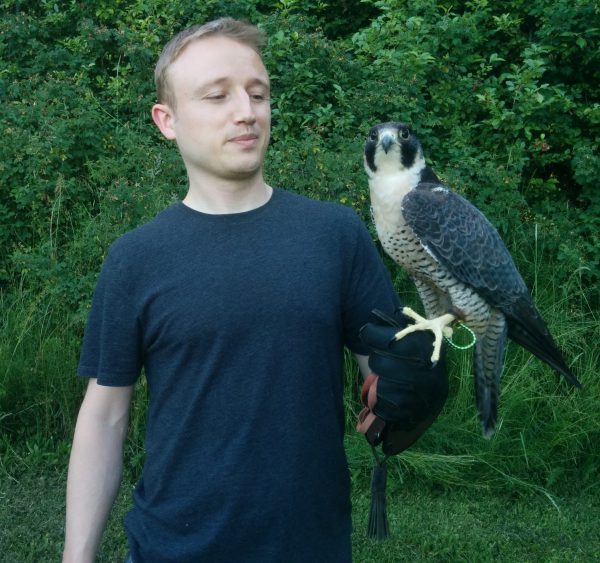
[364,122,425,180]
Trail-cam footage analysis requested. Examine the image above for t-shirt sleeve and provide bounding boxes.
[77,242,142,386]
[342,215,401,355]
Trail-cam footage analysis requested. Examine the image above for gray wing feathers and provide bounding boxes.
[402,185,528,311]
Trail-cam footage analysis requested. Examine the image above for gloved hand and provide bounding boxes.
[356,308,449,455]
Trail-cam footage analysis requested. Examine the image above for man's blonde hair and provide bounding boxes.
[154,18,266,109]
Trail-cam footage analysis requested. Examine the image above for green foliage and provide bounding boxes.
[1,0,599,493]
[0,291,84,444]
[351,0,600,275]
[2,0,599,284]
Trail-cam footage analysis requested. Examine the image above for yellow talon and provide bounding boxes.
[394,307,456,364]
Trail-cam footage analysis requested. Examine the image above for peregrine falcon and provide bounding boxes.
[364,121,581,438]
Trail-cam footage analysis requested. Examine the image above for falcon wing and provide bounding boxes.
[402,182,528,311]
[402,181,580,388]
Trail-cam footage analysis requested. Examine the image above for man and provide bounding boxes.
[63,18,443,562]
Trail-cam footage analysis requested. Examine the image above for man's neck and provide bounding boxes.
[183,174,272,215]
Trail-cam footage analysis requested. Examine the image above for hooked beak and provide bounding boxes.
[381,133,394,153]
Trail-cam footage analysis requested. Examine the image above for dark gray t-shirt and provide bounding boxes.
[78,188,400,562]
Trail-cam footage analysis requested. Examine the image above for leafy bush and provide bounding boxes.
[1,0,598,490]
[351,0,600,277]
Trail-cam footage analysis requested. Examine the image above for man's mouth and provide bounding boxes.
[229,133,259,146]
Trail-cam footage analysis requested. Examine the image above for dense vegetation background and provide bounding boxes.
[1,0,599,518]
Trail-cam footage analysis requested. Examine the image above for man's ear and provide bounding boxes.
[151,103,177,140]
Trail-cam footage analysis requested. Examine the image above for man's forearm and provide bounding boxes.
[354,353,371,380]
[63,386,131,562]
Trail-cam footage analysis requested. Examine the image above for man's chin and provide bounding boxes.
[223,155,266,179]
[222,165,263,181]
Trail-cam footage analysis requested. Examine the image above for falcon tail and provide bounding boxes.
[474,350,500,439]
[474,311,507,439]
[507,298,581,388]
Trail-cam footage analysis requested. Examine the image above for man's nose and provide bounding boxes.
[233,91,256,125]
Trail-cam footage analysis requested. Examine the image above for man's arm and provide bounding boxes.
[354,354,370,380]
[63,379,134,563]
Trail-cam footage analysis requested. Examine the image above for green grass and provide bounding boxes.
[351,482,600,562]
[2,449,599,563]
[1,230,599,561]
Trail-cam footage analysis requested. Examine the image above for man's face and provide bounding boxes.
[162,35,271,182]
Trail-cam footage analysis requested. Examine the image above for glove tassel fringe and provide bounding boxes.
[367,457,389,539]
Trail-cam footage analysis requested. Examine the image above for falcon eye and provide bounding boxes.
[369,130,378,141]
[399,128,410,140]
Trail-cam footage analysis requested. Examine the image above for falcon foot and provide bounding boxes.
[394,307,456,365]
